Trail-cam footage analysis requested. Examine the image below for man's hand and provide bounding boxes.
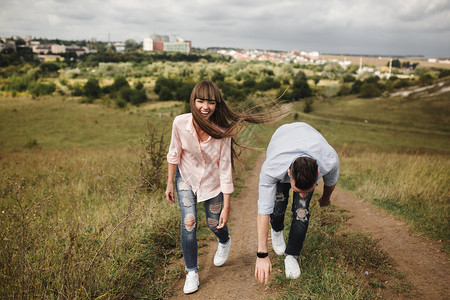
[255,257,272,284]
[318,196,330,207]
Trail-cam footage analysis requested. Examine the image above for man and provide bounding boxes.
[255,122,339,284]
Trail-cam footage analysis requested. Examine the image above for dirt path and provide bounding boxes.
[330,185,449,299]
[169,154,277,299]
[168,154,449,299]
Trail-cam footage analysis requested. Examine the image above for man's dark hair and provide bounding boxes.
[290,157,318,190]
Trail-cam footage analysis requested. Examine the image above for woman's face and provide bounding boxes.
[194,98,216,120]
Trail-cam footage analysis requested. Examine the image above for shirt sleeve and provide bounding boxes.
[167,118,182,164]
[323,160,339,186]
[322,151,339,186]
[219,137,234,194]
[257,166,278,215]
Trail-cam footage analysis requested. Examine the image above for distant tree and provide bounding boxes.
[83,78,100,98]
[154,76,177,95]
[286,76,312,101]
[391,59,401,68]
[211,70,225,82]
[109,75,130,92]
[293,70,307,81]
[29,82,56,97]
[419,74,434,86]
[350,80,363,94]
[158,86,173,101]
[312,75,321,85]
[242,78,256,88]
[39,62,60,76]
[255,77,281,91]
[343,74,356,83]
[360,82,382,98]
[125,39,141,52]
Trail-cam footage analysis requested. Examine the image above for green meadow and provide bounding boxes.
[1,69,449,298]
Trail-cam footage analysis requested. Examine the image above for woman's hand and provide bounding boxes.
[165,182,175,204]
[217,209,229,229]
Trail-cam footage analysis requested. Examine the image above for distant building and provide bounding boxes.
[113,42,125,53]
[163,41,190,54]
[143,33,191,54]
[51,44,66,53]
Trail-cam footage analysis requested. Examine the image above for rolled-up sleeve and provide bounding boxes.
[257,172,277,215]
[219,137,234,194]
[167,118,182,164]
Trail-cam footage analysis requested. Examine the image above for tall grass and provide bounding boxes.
[0,95,182,298]
[339,152,450,243]
[0,146,182,298]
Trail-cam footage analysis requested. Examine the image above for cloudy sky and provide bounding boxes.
[1,0,449,57]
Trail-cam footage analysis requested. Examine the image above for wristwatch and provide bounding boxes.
[257,252,268,258]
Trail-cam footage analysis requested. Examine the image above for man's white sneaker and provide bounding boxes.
[271,228,286,255]
[213,238,231,266]
[284,255,301,279]
[183,271,199,294]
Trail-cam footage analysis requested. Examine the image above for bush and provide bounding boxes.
[338,84,351,96]
[154,76,177,95]
[304,98,314,113]
[350,80,363,94]
[286,78,312,101]
[129,89,147,105]
[29,82,56,97]
[255,77,281,91]
[158,86,173,101]
[218,82,246,102]
[110,75,130,93]
[242,78,256,88]
[343,74,356,82]
[419,74,434,86]
[175,82,195,101]
[139,125,168,192]
[83,78,100,98]
[39,62,60,76]
[115,98,127,108]
[360,82,382,98]
[211,70,225,82]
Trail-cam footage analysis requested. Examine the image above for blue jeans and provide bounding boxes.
[175,168,229,272]
[270,182,314,258]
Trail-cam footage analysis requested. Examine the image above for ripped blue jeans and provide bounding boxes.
[270,182,314,258]
[175,167,229,272]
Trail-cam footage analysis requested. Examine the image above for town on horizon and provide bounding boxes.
[2,33,449,66]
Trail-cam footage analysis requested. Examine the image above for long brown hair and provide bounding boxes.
[189,80,289,169]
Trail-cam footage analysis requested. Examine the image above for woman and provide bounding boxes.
[165,81,287,294]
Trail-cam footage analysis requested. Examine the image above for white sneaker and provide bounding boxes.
[284,255,301,279]
[271,228,286,255]
[183,271,199,294]
[214,238,231,266]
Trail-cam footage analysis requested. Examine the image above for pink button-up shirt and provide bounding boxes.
[167,113,234,202]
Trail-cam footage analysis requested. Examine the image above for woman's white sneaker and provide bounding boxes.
[271,228,286,255]
[214,238,231,266]
[183,271,199,294]
[284,255,301,279]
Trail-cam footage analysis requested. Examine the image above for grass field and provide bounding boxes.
[0,82,448,298]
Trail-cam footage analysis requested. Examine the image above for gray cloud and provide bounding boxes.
[1,0,449,56]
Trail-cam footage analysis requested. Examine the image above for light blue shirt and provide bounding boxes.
[258,122,339,215]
